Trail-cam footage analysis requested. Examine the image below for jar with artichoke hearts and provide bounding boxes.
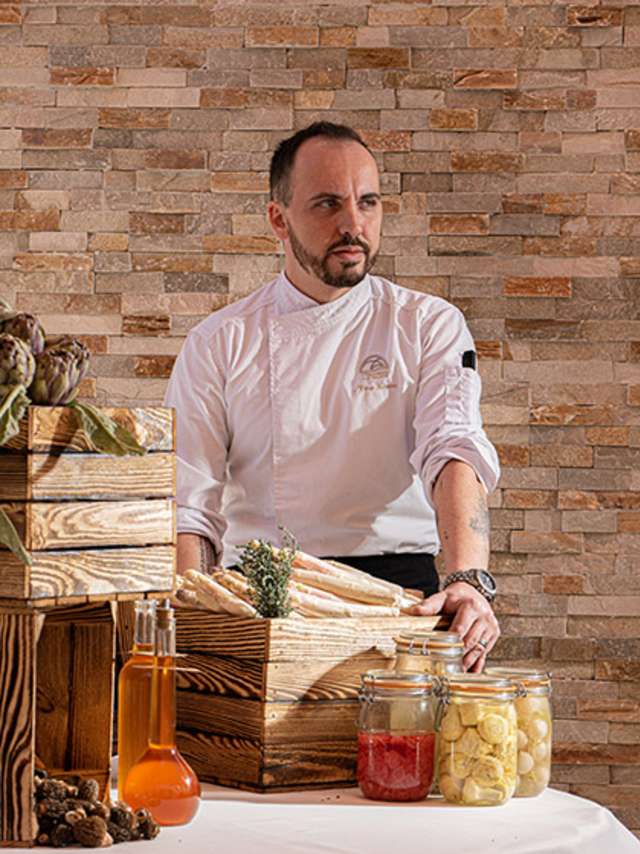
[357,671,439,802]
[485,667,552,798]
[436,674,518,807]
[394,631,464,677]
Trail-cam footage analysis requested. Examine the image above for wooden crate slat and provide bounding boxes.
[176,652,265,700]
[0,545,175,601]
[0,453,176,501]
[2,499,174,551]
[175,653,392,702]
[0,610,37,845]
[2,406,174,454]
[177,730,263,790]
[175,612,445,661]
[176,730,357,792]
[175,612,269,659]
[177,691,357,743]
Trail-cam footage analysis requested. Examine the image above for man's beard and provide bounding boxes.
[287,223,378,289]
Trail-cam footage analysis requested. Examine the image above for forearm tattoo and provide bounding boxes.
[470,491,490,548]
[198,538,217,575]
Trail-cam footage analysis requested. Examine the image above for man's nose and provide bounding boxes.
[336,199,363,237]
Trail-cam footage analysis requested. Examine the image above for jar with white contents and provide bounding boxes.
[435,674,518,807]
[394,631,464,677]
[485,666,552,797]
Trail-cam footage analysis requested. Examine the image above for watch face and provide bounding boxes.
[477,570,496,593]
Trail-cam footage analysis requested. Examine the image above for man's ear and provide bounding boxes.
[267,200,288,240]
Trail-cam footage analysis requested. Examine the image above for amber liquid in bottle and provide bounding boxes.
[117,600,156,801]
[122,601,200,826]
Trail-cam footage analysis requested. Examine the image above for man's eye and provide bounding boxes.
[317,199,337,208]
[360,198,379,209]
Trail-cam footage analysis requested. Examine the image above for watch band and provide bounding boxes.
[442,568,497,603]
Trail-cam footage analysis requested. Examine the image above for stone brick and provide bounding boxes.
[246,27,318,48]
[567,6,624,27]
[504,490,555,509]
[0,210,59,231]
[49,66,115,86]
[132,253,211,273]
[553,742,639,765]
[586,426,630,446]
[468,27,524,48]
[145,149,206,170]
[451,151,524,173]
[545,196,588,218]
[454,68,517,89]
[347,48,410,69]
[504,276,572,297]
[122,315,171,335]
[210,172,269,193]
[523,237,598,256]
[146,48,206,70]
[98,108,170,129]
[22,128,92,149]
[502,194,544,215]
[504,90,566,111]
[496,444,529,467]
[134,355,176,378]
[164,272,228,294]
[531,445,593,467]
[429,214,489,235]
[130,213,184,234]
[430,109,477,131]
[621,258,640,277]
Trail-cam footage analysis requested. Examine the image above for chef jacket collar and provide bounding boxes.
[275,270,372,333]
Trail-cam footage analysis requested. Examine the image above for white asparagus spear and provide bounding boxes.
[212,568,254,602]
[185,569,257,617]
[288,580,400,618]
[291,565,401,606]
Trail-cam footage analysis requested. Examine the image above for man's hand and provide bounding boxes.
[411,581,500,673]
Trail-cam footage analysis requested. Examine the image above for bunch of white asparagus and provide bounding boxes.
[176,550,424,618]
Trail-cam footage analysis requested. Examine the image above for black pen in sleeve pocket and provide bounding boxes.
[462,350,477,370]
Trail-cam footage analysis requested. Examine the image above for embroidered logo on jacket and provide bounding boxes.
[355,354,396,391]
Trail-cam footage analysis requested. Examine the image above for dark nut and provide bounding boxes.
[73,816,110,848]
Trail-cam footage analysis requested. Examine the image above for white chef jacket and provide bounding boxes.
[163,272,500,567]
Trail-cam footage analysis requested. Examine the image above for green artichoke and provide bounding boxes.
[0,312,46,356]
[29,338,90,406]
[0,333,36,399]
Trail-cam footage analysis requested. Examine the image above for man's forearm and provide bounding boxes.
[432,459,490,575]
[177,532,218,576]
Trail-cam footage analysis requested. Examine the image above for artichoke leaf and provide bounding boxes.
[70,401,148,456]
[0,506,32,565]
[0,384,30,446]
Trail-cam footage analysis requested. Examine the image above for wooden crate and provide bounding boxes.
[0,406,176,602]
[0,601,115,847]
[175,610,448,793]
[0,405,177,846]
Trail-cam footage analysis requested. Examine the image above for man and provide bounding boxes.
[164,122,501,671]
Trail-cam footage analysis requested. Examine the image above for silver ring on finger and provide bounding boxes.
[477,637,488,650]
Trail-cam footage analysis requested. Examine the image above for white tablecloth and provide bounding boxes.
[124,785,639,854]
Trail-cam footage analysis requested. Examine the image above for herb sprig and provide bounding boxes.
[236,528,297,618]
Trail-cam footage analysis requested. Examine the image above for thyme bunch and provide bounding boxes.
[237,528,297,618]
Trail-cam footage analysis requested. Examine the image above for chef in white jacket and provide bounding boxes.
[164,122,501,671]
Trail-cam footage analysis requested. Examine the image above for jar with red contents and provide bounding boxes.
[356,671,438,802]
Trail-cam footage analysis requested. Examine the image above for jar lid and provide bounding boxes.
[360,669,438,697]
[394,631,463,655]
[485,666,552,694]
[439,673,517,701]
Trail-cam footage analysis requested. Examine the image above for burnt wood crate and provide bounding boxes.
[0,406,177,846]
[175,610,447,793]
[0,406,176,602]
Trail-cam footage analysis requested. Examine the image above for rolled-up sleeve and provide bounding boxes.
[163,329,228,557]
[409,302,500,507]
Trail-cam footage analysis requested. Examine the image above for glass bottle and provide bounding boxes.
[356,670,438,802]
[436,674,518,807]
[485,666,552,798]
[122,600,200,826]
[117,599,157,801]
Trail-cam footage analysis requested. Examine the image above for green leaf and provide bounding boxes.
[0,506,32,565]
[0,384,29,446]
[70,401,148,456]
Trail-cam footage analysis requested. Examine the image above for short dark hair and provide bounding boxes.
[269,121,371,205]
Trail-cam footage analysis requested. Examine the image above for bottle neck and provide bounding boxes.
[149,654,177,748]
[133,601,157,647]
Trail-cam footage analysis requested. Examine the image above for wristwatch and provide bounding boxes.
[443,568,497,603]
